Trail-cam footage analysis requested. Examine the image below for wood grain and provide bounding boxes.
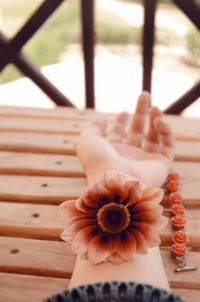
[0,131,200,161]
[0,105,199,140]
[0,202,199,247]
[0,105,95,120]
[0,173,199,205]
[172,289,200,302]
[0,116,88,134]
[0,237,74,278]
[0,151,200,179]
[0,273,69,302]
[0,237,199,289]
[0,152,84,177]
[0,175,86,204]
[0,131,76,154]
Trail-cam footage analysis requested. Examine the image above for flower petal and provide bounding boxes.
[81,183,108,209]
[59,200,80,219]
[131,229,148,254]
[72,225,96,254]
[140,188,164,206]
[96,183,113,201]
[105,176,122,199]
[108,251,124,264]
[132,207,163,223]
[87,233,114,264]
[104,173,135,201]
[115,232,136,260]
[134,202,162,213]
[75,197,88,213]
[61,218,94,242]
[154,216,168,230]
[125,181,143,206]
[134,222,161,247]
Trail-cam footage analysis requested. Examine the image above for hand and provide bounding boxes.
[75,92,175,188]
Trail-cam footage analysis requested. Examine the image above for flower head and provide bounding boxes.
[60,173,168,264]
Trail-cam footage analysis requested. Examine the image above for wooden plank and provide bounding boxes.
[175,141,200,162]
[0,106,200,141]
[0,273,69,302]
[0,152,84,177]
[0,173,199,205]
[0,202,199,247]
[0,131,200,161]
[0,236,199,289]
[172,288,200,302]
[0,202,61,240]
[0,151,199,178]
[165,115,200,141]
[0,105,96,120]
[0,175,86,204]
[0,131,76,155]
[0,237,74,278]
[0,116,89,134]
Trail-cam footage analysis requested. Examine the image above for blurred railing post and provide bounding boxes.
[81,0,95,108]
[142,0,157,98]
[164,81,200,114]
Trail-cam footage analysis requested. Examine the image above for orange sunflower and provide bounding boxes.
[60,173,167,264]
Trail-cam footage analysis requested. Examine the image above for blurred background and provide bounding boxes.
[0,0,199,116]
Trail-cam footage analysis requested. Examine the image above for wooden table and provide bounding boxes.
[0,105,199,302]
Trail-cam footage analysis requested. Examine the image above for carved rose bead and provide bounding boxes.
[172,230,189,244]
[171,243,187,256]
[168,192,183,205]
[166,180,178,192]
[167,172,180,182]
[171,204,185,216]
[171,215,186,228]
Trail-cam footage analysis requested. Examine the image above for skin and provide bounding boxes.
[68,91,175,291]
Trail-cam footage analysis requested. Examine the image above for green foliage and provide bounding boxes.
[96,12,141,45]
[1,0,80,83]
[186,29,200,59]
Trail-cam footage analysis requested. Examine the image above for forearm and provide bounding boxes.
[68,172,170,291]
[69,247,170,291]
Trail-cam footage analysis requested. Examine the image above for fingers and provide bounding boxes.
[125,91,150,147]
[107,111,129,143]
[154,117,175,161]
[82,115,108,137]
[142,106,162,153]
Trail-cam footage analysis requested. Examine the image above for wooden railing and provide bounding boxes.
[0,0,199,112]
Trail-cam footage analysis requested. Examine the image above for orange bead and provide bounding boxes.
[166,180,178,192]
[172,230,189,244]
[168,192,183,205]
[171,215,186,228]
[171,243,187,256]
[171,204,185,216]
[168,172,180,182]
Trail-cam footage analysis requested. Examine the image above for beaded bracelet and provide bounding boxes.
[165,172,198,272]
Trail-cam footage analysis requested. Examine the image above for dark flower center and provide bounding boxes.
[97,202,130,234]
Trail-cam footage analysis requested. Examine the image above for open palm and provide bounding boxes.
[75,92,175,188]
